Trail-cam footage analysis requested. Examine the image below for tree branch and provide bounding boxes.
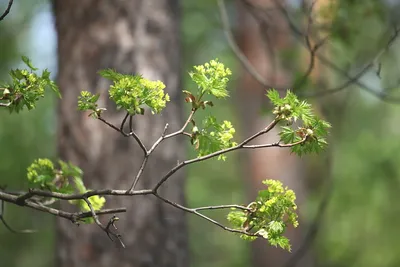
[272,0,400,102]
[0,102,11,107]
[0,96,314,248]
[153,118,280,191]
[128,109,196,192]
[83,197,125,247]
[128,115,147,154]
[0,199,36,233]
[217,0,274,89]
[153,193,257,236]
[0,0,13,21]
[231,0,400,102]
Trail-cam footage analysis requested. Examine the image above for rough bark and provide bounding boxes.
[235,1,312,267]
[54,1,187,267]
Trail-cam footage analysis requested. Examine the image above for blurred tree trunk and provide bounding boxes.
[235,0,338,266]
[301,0,338,192]
[54,1,187,267]
[235,1,312,267]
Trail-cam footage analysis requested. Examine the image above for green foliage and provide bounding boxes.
[268,89,313,124]
[81,196,106,212]
[328,0,386,48]
[27,159,76,193]
[27,158,55,187]
[184,59,237,160]
[267,89,331,156]
[191,116,237,160]
[189,59,231,99]
[20,59,329,247]
[183,59,231,111]
[98,69,170,115]
[0,56,60,113]
[26,158,105,223]
[227,179,298,251]
[68,173,105,216]
[77,91,105,118]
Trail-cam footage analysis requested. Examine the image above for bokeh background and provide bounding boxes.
[2,0,400,267]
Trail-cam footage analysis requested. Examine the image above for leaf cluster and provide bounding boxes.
[191,116,237,160]
[227,179,298,251]
[183,59,232,111]
[189,58,232,99]
[0,56,60,113]
[104,69,169,115]
[27,158,105,223]
[184,60,237,160]
[267,89,331,156]
[1,58,331,249]
[77,91,105,118]
[78,69,170,116]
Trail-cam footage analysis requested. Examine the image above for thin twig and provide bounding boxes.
[128,115,147,154]
[153,194,255,236]
[98,115,147,153]
[217,0,273,89]
[237,0,400,102]
[106,216,125,248]
[294,3,327,89]
[98,117,129,137]
[120,112,129,133]
[163,109,195,140]
[3,188,153,202]
[0,200,36,233]
[128,110,196,192]
[153,119,280,191]
[82,198,125,247]
[76,207,127,220]
[0,0,13,21]
[194,204,252,212]
[0,110,310,246]
[242,138,306,149]
[1,217,36,233]
[83,198,103,229]
[0,189,131,222]
[272,0,400,102]
[128,156,149,191]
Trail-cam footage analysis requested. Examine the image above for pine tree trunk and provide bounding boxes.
[53,1,188,266]
[235,1,312,267]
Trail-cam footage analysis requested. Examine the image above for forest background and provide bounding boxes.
[1,1,400,267]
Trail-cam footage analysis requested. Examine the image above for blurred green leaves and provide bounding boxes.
[0,56,60,113]
[77,91,104,118]
[27,158,105,224]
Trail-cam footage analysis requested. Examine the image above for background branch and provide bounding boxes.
[0,0,13,21]
[230,0,400,102]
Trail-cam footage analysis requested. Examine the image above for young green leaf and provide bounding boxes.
[0,57,61,113]
[97,70,169,115]
[21,55,38,71]
[26,158,106,223]
[227,179,298,251]
[191,116,237,160]
[188,59,232,100]
[267,89,331,156]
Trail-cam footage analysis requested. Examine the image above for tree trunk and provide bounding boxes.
[54,1,187,267]
[235,1,312,267]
